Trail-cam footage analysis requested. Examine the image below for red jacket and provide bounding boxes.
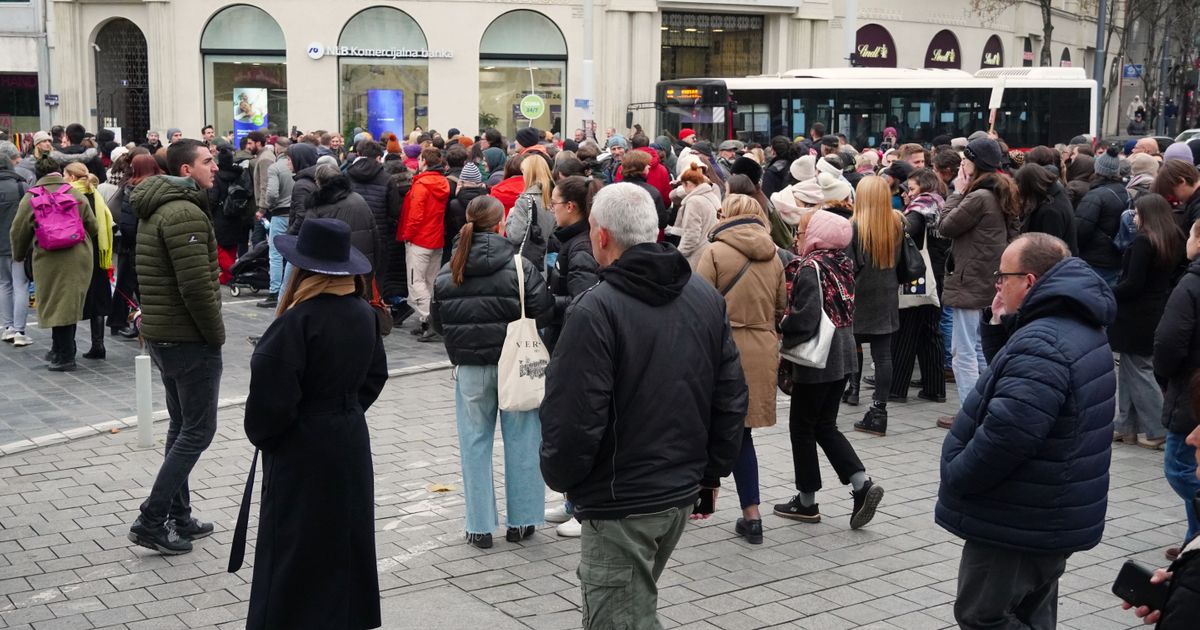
[398,170,450,249]
[490,176,525,215]
[616,147,672,204]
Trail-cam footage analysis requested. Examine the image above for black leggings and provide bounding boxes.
[855,333,894,405]
[731,428,759,509]
[788,377,865,493]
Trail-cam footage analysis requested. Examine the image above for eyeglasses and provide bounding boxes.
[993,270,1031,284]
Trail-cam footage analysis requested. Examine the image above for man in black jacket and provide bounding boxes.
[540,182,747,628]
[51,123,106,184]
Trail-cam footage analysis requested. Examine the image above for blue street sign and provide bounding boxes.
[1123,64,1144,79]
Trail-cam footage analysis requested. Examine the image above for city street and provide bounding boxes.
[0,359,1182,629]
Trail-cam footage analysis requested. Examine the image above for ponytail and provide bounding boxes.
[450,195,504,286]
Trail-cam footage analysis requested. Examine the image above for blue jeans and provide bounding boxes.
[0,255,30,332]
[941,306,953,370]
[1093,266,1120,289]
[454,364,545,534]
[140,342,222,527]
[1165,432,1200,542]
[951,308,987,401]
[267,216,289,294]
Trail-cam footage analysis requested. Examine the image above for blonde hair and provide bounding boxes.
[852,176,902,269]
[521,156,553,208]
[64,162,99,188]
[721,193,766,226]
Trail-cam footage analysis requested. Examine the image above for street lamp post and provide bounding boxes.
[1093,0,1107,138]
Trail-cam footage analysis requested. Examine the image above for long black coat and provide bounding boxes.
[1110,234,1178,356]
[1154,258,1200,434]
[297,178,381,276]
[1074,178,1127,270]
[243,293,388,630]
[1021,181,1079,256]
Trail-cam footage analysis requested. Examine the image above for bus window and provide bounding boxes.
[837,89,888,149]
[659,105,726,143]
[790,95,834,141]
[733,103,772,145]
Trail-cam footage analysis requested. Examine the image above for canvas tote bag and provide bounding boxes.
[497,254,550,411]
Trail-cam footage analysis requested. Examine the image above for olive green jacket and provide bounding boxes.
[133,175,225,346]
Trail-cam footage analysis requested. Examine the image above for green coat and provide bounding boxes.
[9,175,98,328]
[132,175,225,346]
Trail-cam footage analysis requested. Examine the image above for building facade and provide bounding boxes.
[0,0,1118,144]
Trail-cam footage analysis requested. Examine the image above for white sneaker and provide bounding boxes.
[544,504,572,524]
[11,333,32,347]
[0,327,14,342]
[556,519,582,538]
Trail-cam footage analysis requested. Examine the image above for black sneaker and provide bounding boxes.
[247,335,261,346]
[417,327,442,343]
[173,517,214,540]
[410,321,428,336]
[466,532,493,549]
[773,495,821,522]
[917,391,947,403]
[390,302,415,326]
[735,518,763,544]
[256,293,278,308]
[850,480,884,530]
[48,357,77,372]
[853,406,888,436]
[505,526,535,542]
[128,518,193,555]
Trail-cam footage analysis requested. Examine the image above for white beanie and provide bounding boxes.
[790,155,817,182]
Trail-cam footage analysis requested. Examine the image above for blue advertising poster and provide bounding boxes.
[368,89,405,141]
[233,87,268,146]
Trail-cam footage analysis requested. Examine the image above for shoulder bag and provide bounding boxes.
[780,261,835,369]
[896,230,927,284]
[497,254,550,411]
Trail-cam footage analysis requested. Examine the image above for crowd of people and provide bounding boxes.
[4,118,1200,629]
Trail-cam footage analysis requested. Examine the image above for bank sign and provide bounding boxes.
[306,42,453,60]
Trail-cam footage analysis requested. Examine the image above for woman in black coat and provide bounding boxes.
[544,176,599,351]
[1015,163,1079,255]
[1075,147,1128,286]
[240,218,388,630]
[1111,194,1184,450]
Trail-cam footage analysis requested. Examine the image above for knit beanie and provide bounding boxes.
[1164,142,1194,164]
[816,156,844,179]
[790,155,817,182]
[1129,153,1160,178]
[166,127,181,140]
[460,162,482,184]
[818,172,852,202]
[517,127,541,149]
[1094,146,1121,179]
[403,144,421,159]
[607,134,628,150]
[964,137,1003,173]
[386,136,402,155]
[793,179,823,205]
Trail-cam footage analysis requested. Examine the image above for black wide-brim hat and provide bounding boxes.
[274,218,371,276]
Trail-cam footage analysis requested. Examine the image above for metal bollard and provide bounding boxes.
[135,353,153,448]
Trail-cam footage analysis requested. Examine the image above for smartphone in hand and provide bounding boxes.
[1112,560,1169,612]
[694,488,716,516]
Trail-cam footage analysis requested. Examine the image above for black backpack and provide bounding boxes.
[222,170,254,218]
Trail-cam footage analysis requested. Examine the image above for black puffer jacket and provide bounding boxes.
[430,232,551,365]
[761,158,790,199]
[1074,178,1128,270]
[544,219,599,351]
[1158,516,1200,630]
[1154,258,1200,434]
[445,185,489,252]
[303,176,381,275]
[286,143,319,233]
[381,176,411,299]
[346,158,392,244]
[540,243,748,520]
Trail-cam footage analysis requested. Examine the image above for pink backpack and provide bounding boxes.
[29,184,86,251]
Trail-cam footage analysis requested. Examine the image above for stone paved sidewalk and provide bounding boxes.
[0,368,1182,629]
[0,294,448,447]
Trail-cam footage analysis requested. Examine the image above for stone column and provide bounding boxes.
[601,9,630,133]
[47,0,85,127]
[628,10,654,131]
[143,0,174,133]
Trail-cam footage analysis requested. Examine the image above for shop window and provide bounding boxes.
[201,5,287,143]
[94,19,149,145]
[479,10,566,141]
[339,7,429,141]
[661,13,763,80]
[0,73,40,137]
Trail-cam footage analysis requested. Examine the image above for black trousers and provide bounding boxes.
[855,333,894,405]
[891,305,946,400]
[51,324,77,359]
[788,377,864,493]
[107,248,138,331]
[954,540,1069,630]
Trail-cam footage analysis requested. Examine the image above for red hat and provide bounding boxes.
[679,129,696,140]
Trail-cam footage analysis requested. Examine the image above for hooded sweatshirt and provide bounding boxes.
[287,143,320,226]
[132,175,224,346]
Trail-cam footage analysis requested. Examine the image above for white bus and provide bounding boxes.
[654,67,1096,149]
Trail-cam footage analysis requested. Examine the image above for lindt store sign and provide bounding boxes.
[855,24,897,68]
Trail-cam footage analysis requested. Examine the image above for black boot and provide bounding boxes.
[842,374,861,406]
[854,404,888,436]
[83,317,106,359]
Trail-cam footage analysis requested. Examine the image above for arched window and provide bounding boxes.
[201,5,287,142]
[925,30,961,69]
[338,7,429,140]
[981,35,1004,69]
[479,10,567,140]
[95,19,149,144]
[855,25,897,68]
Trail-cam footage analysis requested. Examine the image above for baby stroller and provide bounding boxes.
[228,240,270,297]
